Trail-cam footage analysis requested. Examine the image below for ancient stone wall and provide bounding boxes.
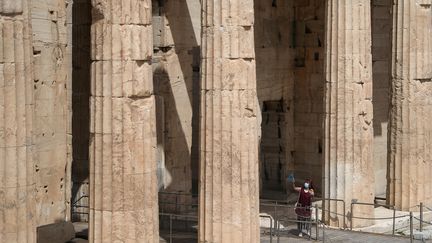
[292,0,325,193]
[255,1,292,103]
[254,0,294,193]
[371,0,392,197]
[31,0,71,226]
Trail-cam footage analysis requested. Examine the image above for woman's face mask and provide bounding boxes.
[304,182,310,189]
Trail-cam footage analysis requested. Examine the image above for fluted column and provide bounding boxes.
[388,0,432,210]
[199,1,259,242]
[89,1,159,242]
[323,0,374,227]
[0,0,35,242]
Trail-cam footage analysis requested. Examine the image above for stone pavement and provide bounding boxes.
[261,227,421,243]
[74,221,432,242]
[158,226,417,243]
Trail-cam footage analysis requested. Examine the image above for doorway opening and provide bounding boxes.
[260,100,287,198]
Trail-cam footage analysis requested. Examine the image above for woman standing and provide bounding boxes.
[293,179,314,237]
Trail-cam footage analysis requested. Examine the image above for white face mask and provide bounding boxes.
[304,183,310,189]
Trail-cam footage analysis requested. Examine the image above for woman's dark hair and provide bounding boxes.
[302,179,314,190]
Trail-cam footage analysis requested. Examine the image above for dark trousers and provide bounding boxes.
[297,215,310,233]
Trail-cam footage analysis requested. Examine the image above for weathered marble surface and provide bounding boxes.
[31,0,71,226]
[323,0,375,228]
[0,0,36,242]
[388,0,432,211]
[199,0,260,242]
[89,0,159,242]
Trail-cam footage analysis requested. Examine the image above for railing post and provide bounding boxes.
[175,195,178,213]
[343,200,346,229]
[273,204,277,230]
[410,211,413,243]
[350,203,354,231]
[322,198,326,226]
[170,214,173,243]
[277,221,280,243]
[420,202,424,232]
[315,206,319,240]
[392,207,396,235]
[269,217,273,243]
[323,222,325,243]
[260,214,273,243]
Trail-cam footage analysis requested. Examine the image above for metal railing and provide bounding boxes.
[350,201,414,236]
[69,190,432,242]
[71,195,89,220]
[159,212,198,243]
[316,197,347,229]
[259,214,274,242]
[158,191,198,214]
[260,197,432,242]
[276,218,319,242]
[158,192,199,243]
[260,200,320,242]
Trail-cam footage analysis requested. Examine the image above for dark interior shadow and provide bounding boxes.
[71,0,91,221]
[371,3,392,137]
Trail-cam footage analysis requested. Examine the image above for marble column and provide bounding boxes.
[89,0,159,242]
[323,0,375,227]
[388,0,432,211]
[0,0,35,242]
[199,1,260,242]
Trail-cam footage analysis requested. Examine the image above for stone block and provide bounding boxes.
[0,0,23,14]
[37,221,75,243]
[91,23,152,61]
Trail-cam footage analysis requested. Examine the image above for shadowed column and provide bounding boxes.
[89,0,159,242]
[0,0,36,242]
[388,0,432,210]
[323,0,375,228]
[199,1,260,242]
